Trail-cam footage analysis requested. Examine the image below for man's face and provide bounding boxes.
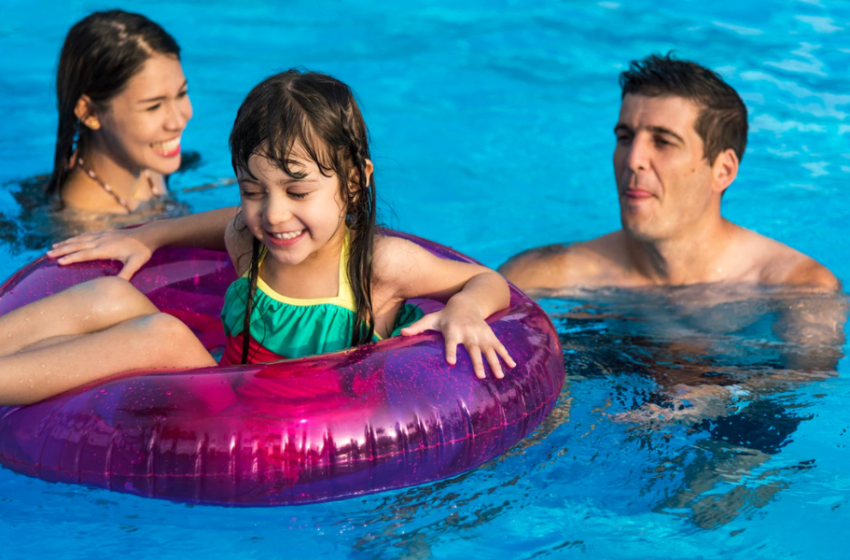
[613,94,716,242]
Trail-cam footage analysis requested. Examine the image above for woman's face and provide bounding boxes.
[89,53,192,174]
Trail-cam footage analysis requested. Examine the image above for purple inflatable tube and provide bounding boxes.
[0,231,564,506]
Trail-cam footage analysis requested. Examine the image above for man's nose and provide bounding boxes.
[626,135,650,172]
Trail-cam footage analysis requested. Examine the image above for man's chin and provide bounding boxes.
[621,219,663,243]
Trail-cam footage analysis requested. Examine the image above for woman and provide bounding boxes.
[47,10,192,214]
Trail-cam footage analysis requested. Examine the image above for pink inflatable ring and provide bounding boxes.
[0,231,564,506]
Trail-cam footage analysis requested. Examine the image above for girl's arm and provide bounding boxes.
[374,236,516,379]
[48,207,240,280]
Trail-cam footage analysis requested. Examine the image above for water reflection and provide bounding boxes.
[547,284,846,530]
[0,152,213,252]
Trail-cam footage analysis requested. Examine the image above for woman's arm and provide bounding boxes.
[48,206,239,279]
[374,236,515,379]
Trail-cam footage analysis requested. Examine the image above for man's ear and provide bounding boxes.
[712,148,739,195]
[348,158,374,192]
[74,95,101,130]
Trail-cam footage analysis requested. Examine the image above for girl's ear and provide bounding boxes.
[348,158,374,193]
[74,95,101,130]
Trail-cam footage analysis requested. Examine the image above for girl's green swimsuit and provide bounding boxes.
[219,232,423,366]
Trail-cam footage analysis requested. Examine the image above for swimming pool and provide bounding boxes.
[1,0,849,557]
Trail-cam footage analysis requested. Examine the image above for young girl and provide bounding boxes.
[0,70,514,406]
[48,10,192,215]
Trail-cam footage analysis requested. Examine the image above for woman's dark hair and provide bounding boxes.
[47,10,181,197]
[229,70,378,364]
[619,53,748,164]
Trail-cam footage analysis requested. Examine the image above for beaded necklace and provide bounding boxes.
[76,157,154,212]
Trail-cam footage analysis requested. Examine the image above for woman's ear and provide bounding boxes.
[348,158,374,193]
[74,95,101,130]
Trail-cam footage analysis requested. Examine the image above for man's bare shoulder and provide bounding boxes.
[738,228,839,292]
[499,232,626,292]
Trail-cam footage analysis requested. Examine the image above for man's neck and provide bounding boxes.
[623,215,738,286]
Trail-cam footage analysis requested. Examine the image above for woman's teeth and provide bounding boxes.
[270,230,303,240]
[152,137,181,154]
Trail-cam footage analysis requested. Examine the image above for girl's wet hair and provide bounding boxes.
[47,10,181,198]
[229,69,377,363]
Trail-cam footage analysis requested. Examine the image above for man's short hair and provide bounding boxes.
[619,53,748,164]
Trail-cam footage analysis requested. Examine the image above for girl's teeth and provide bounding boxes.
[271,230,303,240]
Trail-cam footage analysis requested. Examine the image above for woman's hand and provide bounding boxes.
[47,228,155,280]
[400,297,516,379]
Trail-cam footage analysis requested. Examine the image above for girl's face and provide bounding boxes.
[87,53,192,174]
[237,147,348,267]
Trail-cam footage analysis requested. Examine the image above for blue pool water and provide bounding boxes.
[2,0,850,558]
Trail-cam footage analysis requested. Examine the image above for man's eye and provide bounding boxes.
[616,135,632,143]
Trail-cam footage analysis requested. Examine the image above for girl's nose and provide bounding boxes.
[264,194,294,225]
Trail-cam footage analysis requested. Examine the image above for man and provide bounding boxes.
[499,54,844,528]
[500,54,838,294]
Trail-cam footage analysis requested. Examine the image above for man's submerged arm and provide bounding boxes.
[772,290,847,374]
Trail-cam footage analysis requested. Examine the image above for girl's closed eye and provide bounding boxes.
[239,184,265,199]
[288,190,310,200]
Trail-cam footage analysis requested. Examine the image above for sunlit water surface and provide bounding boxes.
[1,0,849,558]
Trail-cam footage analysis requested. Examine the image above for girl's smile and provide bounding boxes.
[264,229,306,246]
[238,146,348,268]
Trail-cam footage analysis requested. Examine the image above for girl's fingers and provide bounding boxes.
[399,313,439,337]
[484,347,504,379]
[468,345,485,379]
[444,335,458,365]
[495,341,516,369]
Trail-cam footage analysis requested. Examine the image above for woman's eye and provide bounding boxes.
[145,104,161,112]
[178,90,189,99]
[289,191,309,200]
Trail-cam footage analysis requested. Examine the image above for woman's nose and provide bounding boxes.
[164,97,192,132]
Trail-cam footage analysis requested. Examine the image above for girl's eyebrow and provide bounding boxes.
[278,178,318,186]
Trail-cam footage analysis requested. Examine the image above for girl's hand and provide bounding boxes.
[400,298,516,379]
[47,229,155,280]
